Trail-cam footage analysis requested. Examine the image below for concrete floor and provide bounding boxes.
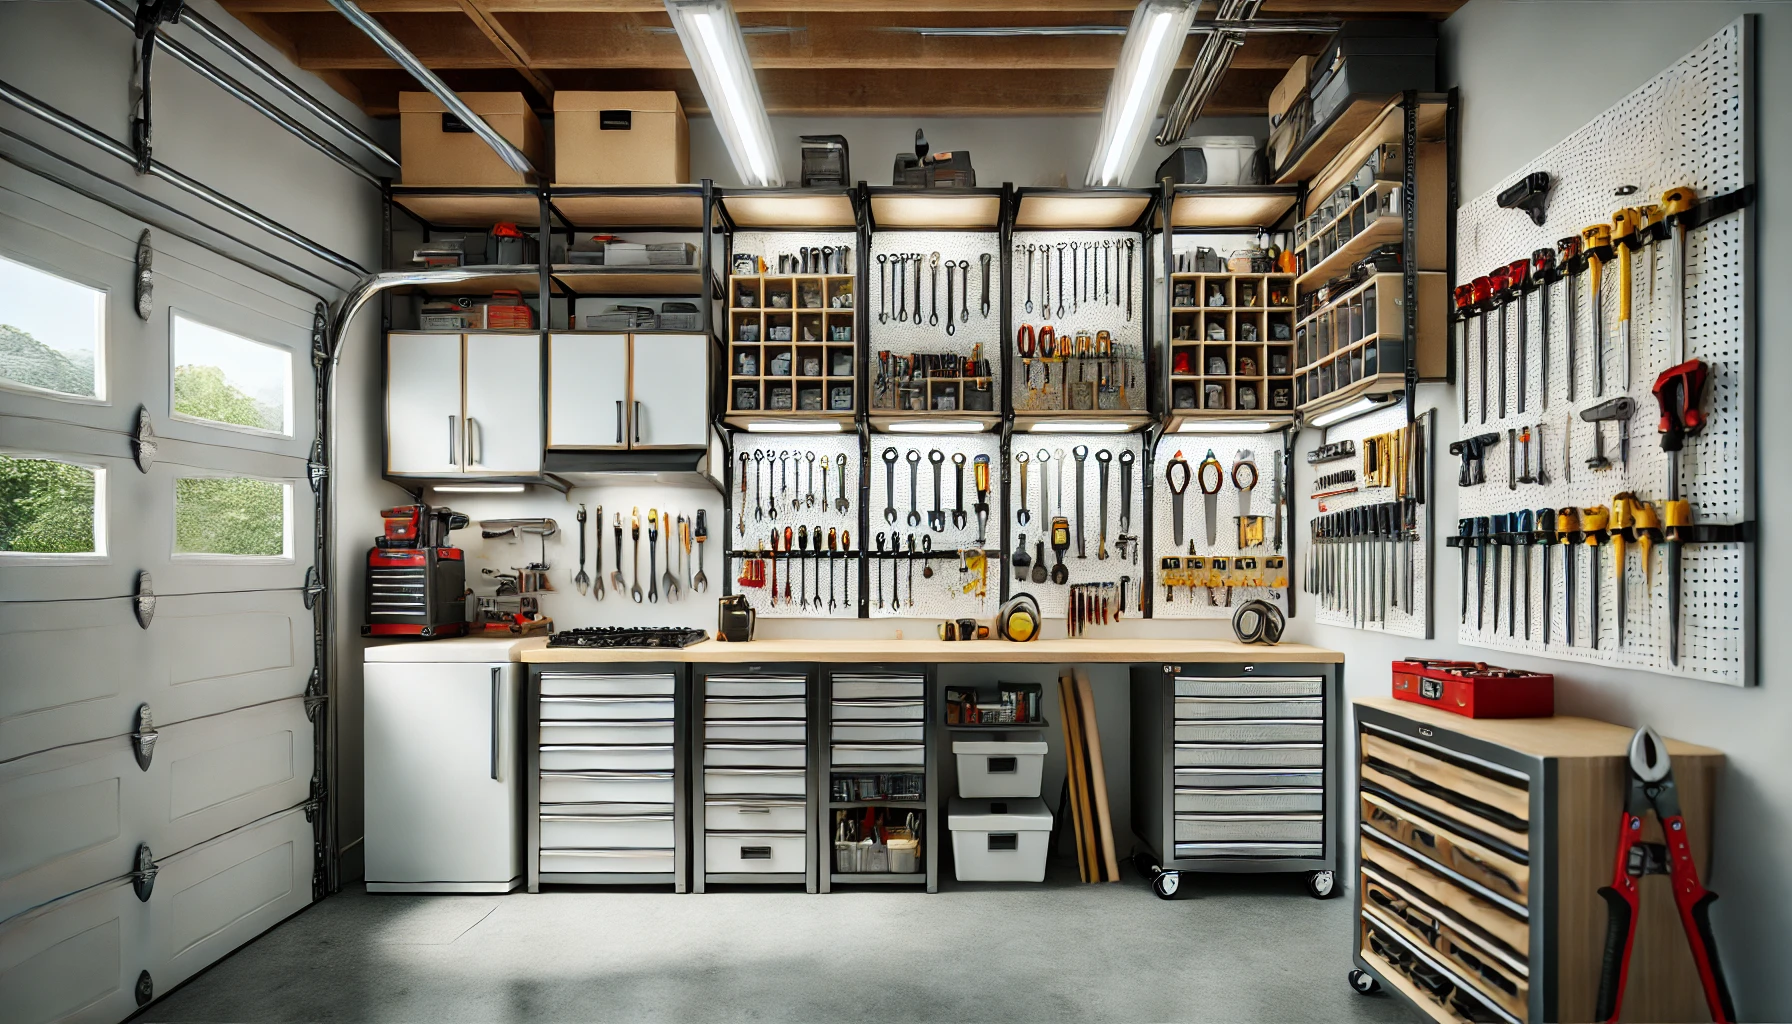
[142,866,1423,1023]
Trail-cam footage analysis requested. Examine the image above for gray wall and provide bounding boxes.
[1283,3,1789,1018]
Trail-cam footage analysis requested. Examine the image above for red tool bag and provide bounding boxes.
[1391,659,1553,718]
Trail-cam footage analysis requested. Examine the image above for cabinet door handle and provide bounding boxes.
[448,414,458,465]
[615,400,624,444]
[490,668,501,781]
[464,417,478,466]
[633,401,642,445]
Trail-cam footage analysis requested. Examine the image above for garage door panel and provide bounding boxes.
[0,878,141,1024]
[0,736,139,924]
[150,593,313,726]
[153,700,312,856]
[153,807,312,993]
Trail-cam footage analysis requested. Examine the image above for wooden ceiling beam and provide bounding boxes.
[454,0,557,98]
[223,0,1459,13]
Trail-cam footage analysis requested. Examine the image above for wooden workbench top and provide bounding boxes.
[1354,697,1723,761]
[521,636,1344,665]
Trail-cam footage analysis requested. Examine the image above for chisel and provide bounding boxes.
[1581,504,1610,649]
[1472,516,1490,631]
[1514,508,1533,640]
[1472,275,1494,423]
[1535,508,1556,645]
[1531,248,1556,409]
[1488,513,1506,633]
[1557,235,1582,402]
[1505,258,1532,414]
[1581,223,1612,396]
[1556,507,1579,646]
[1610,493,1635,648]
[1654,358,1706,665]
[1491,265,1513,419]
[1612,207,1641,395]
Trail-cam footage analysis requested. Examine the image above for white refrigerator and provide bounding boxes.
[365,645,523,892]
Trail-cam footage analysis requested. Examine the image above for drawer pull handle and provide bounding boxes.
[740,846,773,860]
[987,833,1019,852]
[986,756,1017,774]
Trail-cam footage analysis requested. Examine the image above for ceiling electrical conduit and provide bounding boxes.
[1156,0,1264,147]
[323,0,538,178]
[83,0,385,187]
[0,78,369,277]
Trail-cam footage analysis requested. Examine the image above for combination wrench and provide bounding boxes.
[1024,244,1035,314]
[1072,445,1089,558]
[928,449,946,532]
[882,447,899,523]
[905,449,922,527]
[929,252,940,327]
[877,254,889,323]
[952,453,968,530]
[1096,448,1112,560]
[1016,451,1031,526]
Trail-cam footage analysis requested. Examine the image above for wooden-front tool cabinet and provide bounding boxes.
[691,664,818,892]
[1130,662,1343,897]
[1350,698,1722,1024]
[527,665,690,892]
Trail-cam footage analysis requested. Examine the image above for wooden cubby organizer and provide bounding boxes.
[1294,271,1446,412]
[728,274,856,419]
[1168,271,1297,417]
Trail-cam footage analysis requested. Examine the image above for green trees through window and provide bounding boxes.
[175,477,287,556]
[0,454,98,554]
[174,363,284,432]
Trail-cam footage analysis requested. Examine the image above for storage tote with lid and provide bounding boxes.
[948,798,1053,882]
[952,730,1047,798]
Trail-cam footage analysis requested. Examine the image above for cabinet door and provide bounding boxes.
[464,333,543,473]
[365,662,520,886]
[547,333,629,449]
[630,333,710,448]
[387,332,464,474]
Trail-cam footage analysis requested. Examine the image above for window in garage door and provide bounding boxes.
[0,167,322,1024]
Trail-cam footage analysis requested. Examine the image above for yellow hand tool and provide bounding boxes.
[1610,494,1635,648]
[1611,207,1641,393]
[1581,504,1611,649]
[1659,186,1697,364]
[1556,507,1581,646]
[1636,202,1664,316]
[1580,223,1612,396]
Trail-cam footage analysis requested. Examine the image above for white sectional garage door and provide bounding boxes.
[0,163,320,1022]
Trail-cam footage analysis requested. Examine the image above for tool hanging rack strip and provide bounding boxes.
[1308,401,1432,639]
[1450,19,1753,685]
[1149,431,1292,621]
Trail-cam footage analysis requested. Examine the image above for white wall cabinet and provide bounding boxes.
[365,660,522,892]
[548,332,709,450]
[387,332,542,476]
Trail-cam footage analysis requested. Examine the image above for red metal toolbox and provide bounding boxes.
[1391,659,1554,718]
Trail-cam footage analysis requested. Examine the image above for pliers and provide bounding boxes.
[1595,726,1734,1023]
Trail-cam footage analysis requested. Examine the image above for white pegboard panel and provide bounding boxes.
[868,231,1003,406]
[1005,433,1148,620]
[867,434,1003,619]
[1150,432,1292,620]
[1009,231,1148,413]
[1454,20,1752,684]
[1308,403,1433,638]
[730,230,858,276]
[728,434,861,619]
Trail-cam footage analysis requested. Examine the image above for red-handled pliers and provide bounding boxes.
[1017,323,1036,358]
[1595,726,1734,1023]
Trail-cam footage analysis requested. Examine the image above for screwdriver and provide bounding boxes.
[1556,235,1583,402]
[1488,513,1507,633]
[1557,507,1580,647]
[1580,224,1612,396]
[1610,494,1634,648]
[1611,207,1641,394]
[1458,517,1474,624]
[1535,508,1557,646]
[1581,504,1611,650]
[1472,516,1491,631]
[1654,357,1707,665]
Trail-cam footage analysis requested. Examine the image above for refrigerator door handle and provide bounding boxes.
[490,668,501,781]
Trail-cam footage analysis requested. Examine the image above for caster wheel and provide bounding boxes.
[1306,870,1338,900]
[1152,869,1181,900]
[1131,850,1160,879]
[1348,969,1381,995]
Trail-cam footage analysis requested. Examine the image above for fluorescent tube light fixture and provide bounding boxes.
[431,484,527,493]
[1308,394,1397,429]
[1177,419,1281,434]
[1086,0,1202,187]
[885,419,985,434]
[665,0,783,187]
[1029,420,1134,433]
[745,420,846,433]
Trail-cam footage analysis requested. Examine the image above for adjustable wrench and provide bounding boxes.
[1016,451,1031,526]
[905,449,922,527]
[952,453,968,530]
[1072,445,1089,558]
[927,449,946,532]
[1096,448,1112,560]
[882,447,899,523]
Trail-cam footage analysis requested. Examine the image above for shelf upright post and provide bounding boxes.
[1159,176,1175,418]
[856,182,874,619]
[1401,92,1420,422]
[1444,87,1463,394]
[998,183,1015,603]
[538,186,552,456]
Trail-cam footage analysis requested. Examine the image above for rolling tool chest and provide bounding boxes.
[820,668,939,892]
[692,665,818,892]
[526,666,690,892]
[1349,698,1722,1023]
[1129,662,1342,899]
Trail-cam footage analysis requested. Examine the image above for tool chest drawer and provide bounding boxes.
[705,719,807,742]
[1176,787,1324,813]
[832,742,925,766]
[832,675,926,699]
[1175,720,1324,744]
[1174,742,1323,768]
[1176,767,1324,789]
[539,770,675,805]
[1361,868,1531,1024]
[540,744,675,771]
[831,721,925,743]
[1176,695,1323,719]
[830,698,924,720]
[705,768,807,796]
[540,673,677,697]
[540,720,675,745]
[1175,676,1323,698]
[540,813,676,849]
[705,833,807,873]
[705,800,807,832]
[1175,841,1323,859]
[1360,728,1530,829]
[706,697,807,720]
[541,696,675,721]
[538,848,675,874]
[706,676,807,697]
[704,742,806,768]
[1174,813,1324,843]
[1360,792,1529,907]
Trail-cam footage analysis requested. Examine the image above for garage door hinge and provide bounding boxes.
[302,566,325,609]
[312,303,330,371]
[132,843,157,901]
[134,230,153,320]
[134,571,156,628]
[304,669,327,722]
[132,406,157,473]
[308,458,328,494]
[132,703,158,771]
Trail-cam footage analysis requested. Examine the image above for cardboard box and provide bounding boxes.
[554,91,689,185]
[1269,55,1314,123]
[399,92,544,186]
